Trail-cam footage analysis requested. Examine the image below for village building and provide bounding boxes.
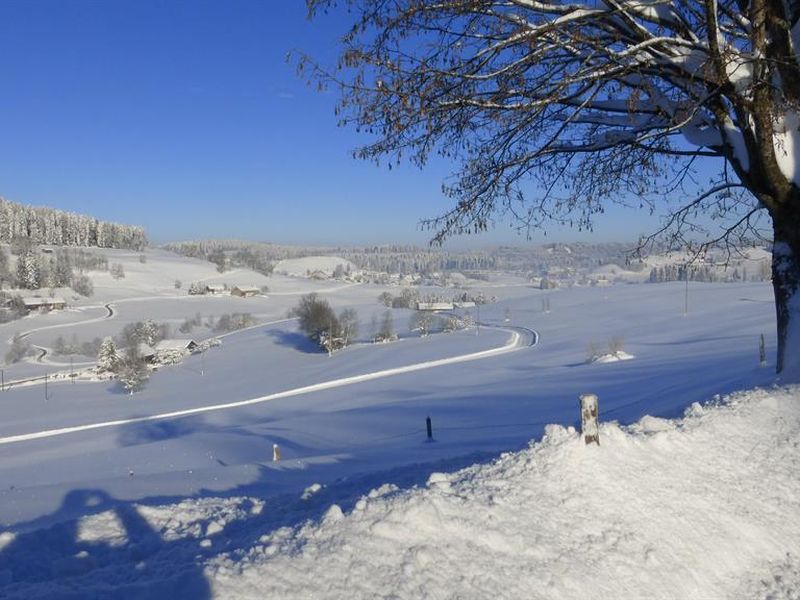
[205,284,226,295]
[416,301,454,311]
[231,285,260,298]
[154,339,198,354]
[22,296,67,312]
[137,343,157,363]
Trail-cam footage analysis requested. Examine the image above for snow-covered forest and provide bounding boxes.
[0,197,147,250]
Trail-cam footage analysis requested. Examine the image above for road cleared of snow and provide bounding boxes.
[0,326,534,446]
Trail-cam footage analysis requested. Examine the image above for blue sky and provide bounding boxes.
[0,0,669,247]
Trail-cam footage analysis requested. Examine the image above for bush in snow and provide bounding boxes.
[213,313,256,333]
[608,336,625,356]
[5,332,30,364]
[116,346,149,394]
[292,294,359,353]
[410,311,435,337]
[110,263,125,279]
[374,310,397,343]
[118,319,168,349]
[72,274,94,297]
[377,292,393,307]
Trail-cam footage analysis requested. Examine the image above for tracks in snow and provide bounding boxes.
[0,324,538,446]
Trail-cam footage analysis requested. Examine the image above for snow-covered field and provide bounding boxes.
[0,248,795,599]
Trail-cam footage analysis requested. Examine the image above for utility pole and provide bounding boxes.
[684,266,689,316]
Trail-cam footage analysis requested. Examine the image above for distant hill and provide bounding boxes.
[0,196,147,250]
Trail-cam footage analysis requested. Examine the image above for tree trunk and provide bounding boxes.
[771,200,800,380]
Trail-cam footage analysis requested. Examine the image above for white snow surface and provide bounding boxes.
[0,248,797,598]
[592,350,635,363]
[772,111,800,187]
[273,256,357,277]
[1,386,798,599]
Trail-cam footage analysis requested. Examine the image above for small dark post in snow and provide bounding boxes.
[44,373,49,401]
[1,369,4,392]
[759,334,767,367]
[70,358,74,383]
[272,443,281,462]
[579,393,600,446]
[426,416,433,440]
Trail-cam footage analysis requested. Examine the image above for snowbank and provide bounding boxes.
[591,350,635,363]
[206,387,800,599]
[2,386,798,599]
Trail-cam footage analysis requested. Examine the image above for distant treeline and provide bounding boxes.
[163,239,643,277]
[0,197,147,250]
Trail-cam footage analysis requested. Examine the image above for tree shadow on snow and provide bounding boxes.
[0,488,211,600]
[266,329,324,354]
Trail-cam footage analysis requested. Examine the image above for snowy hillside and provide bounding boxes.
[1,386,797,599]
[273,256,357,277]
[0,242,794,598]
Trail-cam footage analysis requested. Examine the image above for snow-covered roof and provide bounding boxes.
[417,302,454,311]
[205,284,225,291]
[232,286,260,293]
[137,343,156,357]
[273,256,357,277]
[22,296,66,306]
[154,339,197,352]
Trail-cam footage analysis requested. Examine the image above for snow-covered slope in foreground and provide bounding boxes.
[209,387,800,600]
[3,386,798,599]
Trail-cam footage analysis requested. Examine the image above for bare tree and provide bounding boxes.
[339,308,360,346]
[410,310,435,337]
[304,1,800,378]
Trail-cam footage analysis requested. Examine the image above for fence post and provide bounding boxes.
[759,334,767,367]
[426,416,433,440]
[272,443,281,462]
[580,393,600,446]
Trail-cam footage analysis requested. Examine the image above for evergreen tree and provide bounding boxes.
[96,337,119,373]
[15,250,40,289]
[52,251,73,287]
[0,247,9,287]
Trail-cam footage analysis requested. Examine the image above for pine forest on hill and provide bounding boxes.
[0,197,147,251]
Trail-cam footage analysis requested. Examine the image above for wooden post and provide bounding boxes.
[272,443,281,462]
[426,416,433,440]
[759,334,767,367]
[580,393,600,446]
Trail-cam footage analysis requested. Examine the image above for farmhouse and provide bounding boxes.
[453,301,476,308]
[22,296,67,312]
[137,343,157,363]
[416,301,454,311]
[154,339,198,353]
[205,284,226,295]
[231,285,260,298]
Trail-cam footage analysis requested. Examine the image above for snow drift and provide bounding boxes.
[2,386,797,599]
[206,386,800,599]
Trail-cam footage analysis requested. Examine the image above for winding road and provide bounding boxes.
[0,323,537,446]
